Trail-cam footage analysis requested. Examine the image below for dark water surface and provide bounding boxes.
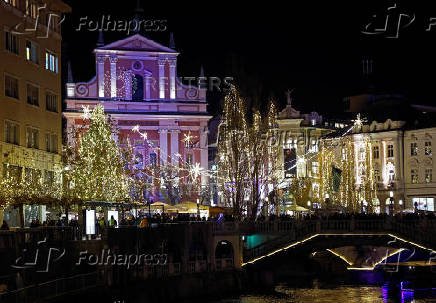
[201,280,436,303]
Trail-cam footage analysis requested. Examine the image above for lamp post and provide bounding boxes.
[265,197,269,217]
[399,199,403,212]
[389,191,394,215]
[325,194,330,210]
[197,198,200,219]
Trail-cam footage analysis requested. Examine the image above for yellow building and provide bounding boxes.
[0,0,70,225]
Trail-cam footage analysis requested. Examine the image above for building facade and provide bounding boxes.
[0,0,70,224]
[64,34,212,202]
[335,120,436,213]
[404,127,436,212]
[275,93,338,207]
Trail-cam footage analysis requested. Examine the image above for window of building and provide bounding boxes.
[5,75,19,99]
[45,51,58,73]
[45,93,58,112]
[4,121,19,145]
[3,164,22,182]
[149,152,157,167]
[26,127,39,149]
[411,169,418,184]
[25,0,38,18]
[4,0,18,7]
[44,170,54,185]
[342,148,346,160]
[374,169,381,182]
[425,168,432,183]
[359,147,365,161]
[387,144,394,158]
[411,142,418,156]
[25,40,38,63]
[25,167,40,183]
[26,84,39,106]
[412,197,435,212]
[425,141,432,156]
[5,30,19,54]
[186,153,193,165]
[373,146,379,159]
[312,161,319,175]
[135,153,143,169]
[45,133,57,153]
[310,140,318,152]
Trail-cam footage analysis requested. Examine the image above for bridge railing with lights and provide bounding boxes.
[241,217,436,263]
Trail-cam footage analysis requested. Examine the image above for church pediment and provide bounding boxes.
[279,105,301,119]
[97,34,177,53]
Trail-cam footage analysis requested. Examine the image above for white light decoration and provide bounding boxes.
[85,209,96,235]
[81,105,91,119]
[189,163,203,181]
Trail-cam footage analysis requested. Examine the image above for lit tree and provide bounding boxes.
[218,88,281,220]
[71,105,130,202]
[247,101,281,219]
[217,85,250,219]
[317,127,377,212]
[288,177,313,207]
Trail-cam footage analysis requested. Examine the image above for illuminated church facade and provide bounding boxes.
[64,34,212,201]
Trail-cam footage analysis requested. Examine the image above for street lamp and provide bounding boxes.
[197,198,200,219]
[389,191,394,215]
[399,199,403,212]
[325,194,330,209]
[363,200,368,213]
[307,201,311,211]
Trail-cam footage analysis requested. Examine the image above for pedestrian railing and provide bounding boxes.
[0,272,98,303]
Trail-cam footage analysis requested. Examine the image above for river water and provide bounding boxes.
[204,280,436,303]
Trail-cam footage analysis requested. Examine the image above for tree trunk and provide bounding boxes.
[18,204,24,228]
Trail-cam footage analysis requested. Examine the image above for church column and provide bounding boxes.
[97,56,105,98]
[112,119,119,142]
[200,127,209,185]
[170,130,180,166]
[169,58,176,99]
[110,56,118,98]
[159,129,168,165]
[144,72,151,100]
[158,58,166,99]
[125,70,132,101]
[66,119,74,147]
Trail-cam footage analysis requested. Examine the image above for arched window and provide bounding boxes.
[132,74,144,101]
[135,153,143,169]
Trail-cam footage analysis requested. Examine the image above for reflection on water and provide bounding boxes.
[210,280,436,303]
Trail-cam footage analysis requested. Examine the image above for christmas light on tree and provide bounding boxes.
[71,104,129,202]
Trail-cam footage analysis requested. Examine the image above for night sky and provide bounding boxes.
[62,1,436,117]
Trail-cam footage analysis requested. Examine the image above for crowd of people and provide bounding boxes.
[1,210,435,231]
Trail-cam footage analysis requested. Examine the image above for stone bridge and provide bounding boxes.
[212,217,436,268]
